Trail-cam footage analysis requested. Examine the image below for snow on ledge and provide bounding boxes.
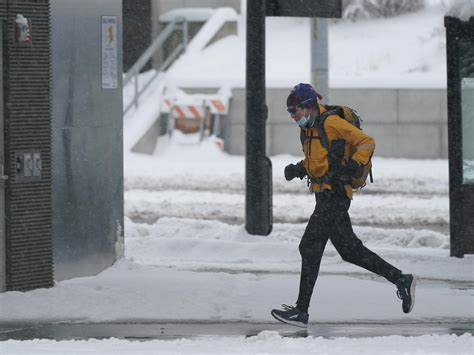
[159,8,216,23]
[446,0,474,21]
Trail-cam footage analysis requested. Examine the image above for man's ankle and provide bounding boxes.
[296,305,308,313]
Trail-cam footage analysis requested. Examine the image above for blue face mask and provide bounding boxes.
[297,113,311,127]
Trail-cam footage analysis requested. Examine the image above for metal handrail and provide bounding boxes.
[124,16,188,114]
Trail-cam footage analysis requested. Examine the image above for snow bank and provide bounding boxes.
[163,4,446,89]
[330,4,446,88]
[2,332,472,355]
[125,189,449,228]
[124,217,469,282]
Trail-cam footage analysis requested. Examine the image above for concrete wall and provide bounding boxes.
[225,88,448,159]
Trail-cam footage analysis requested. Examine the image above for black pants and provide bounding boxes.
[296,187,402,312]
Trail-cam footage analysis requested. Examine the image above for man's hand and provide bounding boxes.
[345,159,363,179]
[284,163,306,181]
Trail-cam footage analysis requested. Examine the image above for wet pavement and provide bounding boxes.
[0,321,472,341]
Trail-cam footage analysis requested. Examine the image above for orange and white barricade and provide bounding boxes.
[161,87,230,144]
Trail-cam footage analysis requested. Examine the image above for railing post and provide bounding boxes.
[213,113,220,137]
[123,17,179,87]
[133,73,139,109]
[124,18,188,115]
[182,18,188,49]
[198,100,206,142]
[168,105,175,137]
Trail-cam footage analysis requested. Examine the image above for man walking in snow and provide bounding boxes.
[271,83,417,328]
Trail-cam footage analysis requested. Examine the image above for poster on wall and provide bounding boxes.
[102,16,118,89]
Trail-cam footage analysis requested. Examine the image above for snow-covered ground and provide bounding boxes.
[1,137,473,353]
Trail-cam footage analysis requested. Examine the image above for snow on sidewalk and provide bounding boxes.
[0,215,472,325]
[0,259,471,324]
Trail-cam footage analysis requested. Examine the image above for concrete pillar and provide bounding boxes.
[311,18,329,101]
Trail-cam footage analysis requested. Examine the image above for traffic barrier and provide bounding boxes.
[161,89,230,140]
[162,97,228,118]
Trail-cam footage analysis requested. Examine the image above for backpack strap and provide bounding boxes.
[312,109,349,187]
[316,124,329,150]
[300,129,320,144]
[300,109,344,184]
[314,109,339,149]
[300,127,321,156]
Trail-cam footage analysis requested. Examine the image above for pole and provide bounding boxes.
[311,18,329,101]
[245,0,273,235]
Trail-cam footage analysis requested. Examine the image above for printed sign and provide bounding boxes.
[102,16,118,89]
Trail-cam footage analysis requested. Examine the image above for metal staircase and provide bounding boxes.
[123,16,188,115]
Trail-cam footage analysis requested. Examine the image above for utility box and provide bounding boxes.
[0,0,123,292]
[445,15,474,257]
[0,0,53,292]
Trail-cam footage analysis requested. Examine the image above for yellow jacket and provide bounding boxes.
[300,105,375,199]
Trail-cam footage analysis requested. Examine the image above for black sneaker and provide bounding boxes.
[397,274,417,313]
[271,304,309,328]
